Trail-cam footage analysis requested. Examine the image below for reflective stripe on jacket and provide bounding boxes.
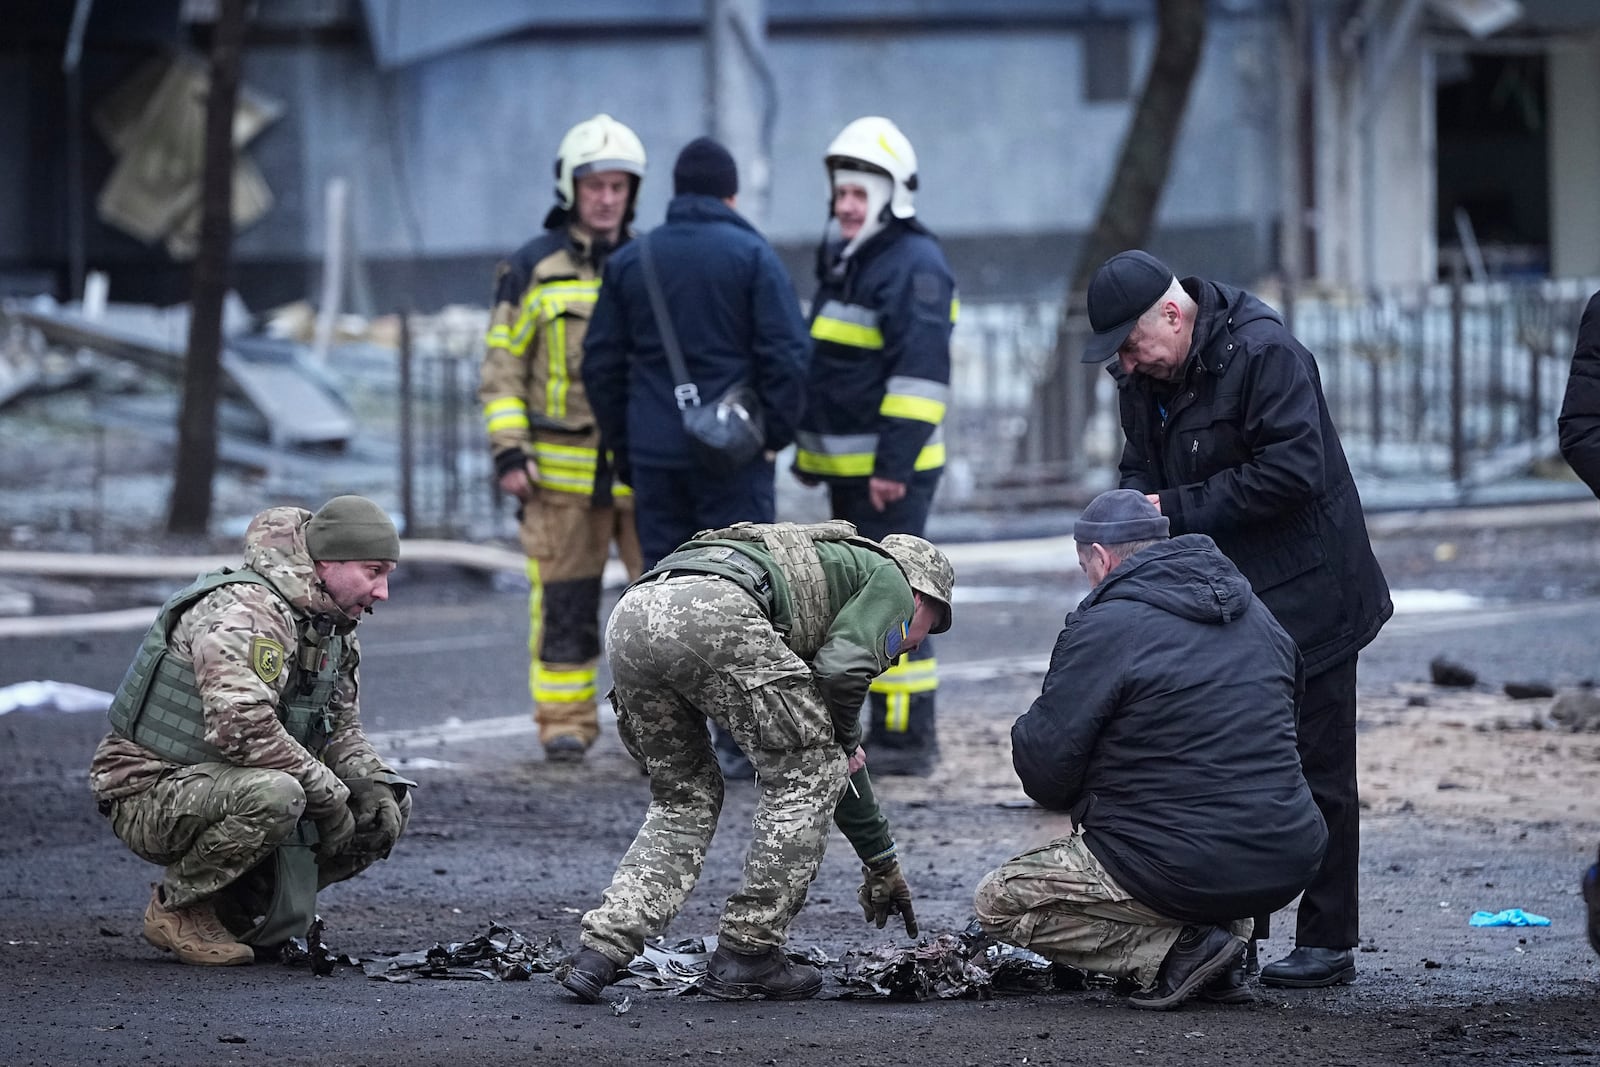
[797,220,956,482]
[479,227,622,498]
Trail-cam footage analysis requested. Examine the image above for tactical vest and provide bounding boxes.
[105,566,342,948]
[645,520,870,661]
[108,568,343,765]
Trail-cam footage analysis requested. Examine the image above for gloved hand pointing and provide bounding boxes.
[858,859,918,938]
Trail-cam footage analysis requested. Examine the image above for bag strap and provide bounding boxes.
[637,236,701,411]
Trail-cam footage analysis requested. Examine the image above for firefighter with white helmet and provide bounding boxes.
[478,113,648,763]
[792,116,958,777]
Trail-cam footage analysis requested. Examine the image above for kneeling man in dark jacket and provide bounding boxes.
[974,489,1327,1010]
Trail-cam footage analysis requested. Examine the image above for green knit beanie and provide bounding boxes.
[305,496,400,562]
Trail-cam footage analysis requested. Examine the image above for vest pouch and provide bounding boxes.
[238,820,319,947]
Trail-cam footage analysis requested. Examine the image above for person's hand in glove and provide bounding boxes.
[858,859,918,937]
[313,803,356,860]
[345,778,408,859]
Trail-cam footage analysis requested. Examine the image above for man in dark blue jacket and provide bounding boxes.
[584,137,811,569]
[974,490,1327,1011]
[1083,250,1392,988]
[792,116,957,777]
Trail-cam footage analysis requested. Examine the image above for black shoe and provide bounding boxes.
[1582,855,1600,957]
[1196,962,1255,1005]
[544,736,587,764]
[1242,938,1260,976]
[864,742,939,777]
[559,948,620,1003]
[1258,946,1356,988]
[701,944,823,1001]
[1127,926,1245,1011]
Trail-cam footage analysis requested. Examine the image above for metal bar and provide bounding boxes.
[398,307,415,536]
[1450,274,1466,485]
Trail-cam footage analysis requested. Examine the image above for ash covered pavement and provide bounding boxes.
[3,512,1600,1066]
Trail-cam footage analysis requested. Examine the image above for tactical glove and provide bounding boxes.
[346,778,407,859]
[313,804,356,861]
[858,859,918,938]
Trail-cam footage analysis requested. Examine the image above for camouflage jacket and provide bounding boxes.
[89,506,392,815]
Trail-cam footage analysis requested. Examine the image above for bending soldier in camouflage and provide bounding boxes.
[88,496,415,966]
[559,521,954,1002]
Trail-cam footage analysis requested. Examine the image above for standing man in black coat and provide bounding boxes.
[584,137,811,570]
[1082,250,1392,988]
[975,490,1326,1011]
[1556,288,1600,961]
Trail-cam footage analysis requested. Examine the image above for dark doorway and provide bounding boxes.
[1434,51,1548,278]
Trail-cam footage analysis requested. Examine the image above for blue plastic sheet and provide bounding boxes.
[1468,908,1551,927]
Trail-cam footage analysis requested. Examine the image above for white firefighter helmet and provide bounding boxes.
[553,113,647,211]
[824,116,918,219]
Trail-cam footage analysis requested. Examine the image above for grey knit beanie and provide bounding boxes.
[1073,489,1169,545]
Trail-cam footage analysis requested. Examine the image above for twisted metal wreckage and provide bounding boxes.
[281,920,1133,1001]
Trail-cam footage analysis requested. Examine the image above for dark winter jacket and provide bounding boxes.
[1558,289,1600,496]
[795,220,956,483]
[1011,535,1328,924]
[582,194,811,472]
[1114,278,1392,676]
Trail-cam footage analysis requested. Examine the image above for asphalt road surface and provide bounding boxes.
[3,512,1599,1066]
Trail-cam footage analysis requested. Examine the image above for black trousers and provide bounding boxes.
[1291,656,1361,948]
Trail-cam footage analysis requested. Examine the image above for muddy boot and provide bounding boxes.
[142,884,253,966]
[558,948,621,1003]
[544,736,587,764]
[702,944,823,1001]
[1126,925,1243,1011]
[1196,961,1255,1005]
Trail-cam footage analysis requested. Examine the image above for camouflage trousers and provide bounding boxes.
[974,827,1253,989]
[581,574,848,964]
[107,763,398,910]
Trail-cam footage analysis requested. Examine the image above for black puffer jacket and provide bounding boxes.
[1115,278,1392,676]
[1012,535,1328,924]
[1558,289,1600,496]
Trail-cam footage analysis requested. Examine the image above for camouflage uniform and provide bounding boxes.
[579,523,922,963]
[89,506,408,914]
[974,829,1254,988]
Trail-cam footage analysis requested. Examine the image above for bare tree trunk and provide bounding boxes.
[166,0,247,535]
[1026,0,1208,470]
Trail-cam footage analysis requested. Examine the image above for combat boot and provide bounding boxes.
[702,943,824,1000]
[143,884,253,966]
[1126,925,1244,1011]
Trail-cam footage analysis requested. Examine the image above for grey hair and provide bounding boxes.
[1137,277,1195,325]
[1078,537,1165,568]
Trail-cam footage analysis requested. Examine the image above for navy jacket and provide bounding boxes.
[1012,535,1328,924]
[582,195,810,472]
[1558,289,1600,495]
[795,220,956,483]
[1115,278,1392,676]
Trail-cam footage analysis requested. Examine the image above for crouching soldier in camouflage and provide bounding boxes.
[88,496,415,966]
[559,521,953,1002]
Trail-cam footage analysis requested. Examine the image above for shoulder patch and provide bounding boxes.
[250,636,286,684]
[885,617,910,659]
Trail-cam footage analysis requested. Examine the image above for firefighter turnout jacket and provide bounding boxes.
[796,219,957,484]
[479,226,627,502]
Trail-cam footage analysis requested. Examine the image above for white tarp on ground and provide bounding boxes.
[0,680,113,716]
